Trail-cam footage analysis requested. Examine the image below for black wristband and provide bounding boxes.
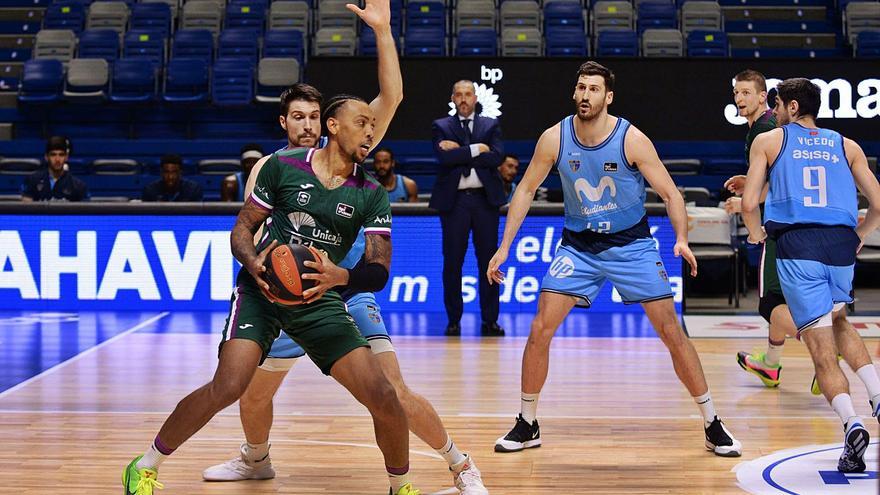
[346,262,390,293]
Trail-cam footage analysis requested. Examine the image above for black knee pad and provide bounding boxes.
[759,291,786,323]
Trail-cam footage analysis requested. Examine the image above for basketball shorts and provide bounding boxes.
[758,237,787,323]
[261,292,394,372]
[541,237,673,306]
[775,226,858,335]
[219,272,369,375]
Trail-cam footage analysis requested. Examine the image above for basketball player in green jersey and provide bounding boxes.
[122,2,422,495]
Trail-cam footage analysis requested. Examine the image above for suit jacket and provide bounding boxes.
[429,114,506,212]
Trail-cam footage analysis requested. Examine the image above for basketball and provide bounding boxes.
[261,243,321,305]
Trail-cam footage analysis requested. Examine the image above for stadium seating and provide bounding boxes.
[687,29,728,56]
[855,29,880,57]
[501,27,543,56]
[405,26,447,56]
[18,58,64,103]
[172,29,214,63]
[642,28,683,56]
[85,1,129,34]
[211,57,254,105]
[63,57,108,101]
[109,58,156,102]
[218,28,260,66]
[596,29,639,56]
[181,0,223,37]
[546,26,589,56]
[130,2,172,40]
[163,57,209,103]
[33,28,77,64]
[77,29,119,64]
[264,29,306,64]
[256,57,299,102]
[43,1,86,34]
[313,27,356,56]
[225,1,266,33]
[455,28,498,55]
[500,0,541,31]
[123,29,165,68]
[268,1,310,32]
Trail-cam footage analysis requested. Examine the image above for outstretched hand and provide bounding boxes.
[346,0,390,30]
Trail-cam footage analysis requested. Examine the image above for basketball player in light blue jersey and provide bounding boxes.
[202,28,487,494]
[742,77,880,473]
[488,61,742,457]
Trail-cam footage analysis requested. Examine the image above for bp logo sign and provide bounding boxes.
[735,441,878,494]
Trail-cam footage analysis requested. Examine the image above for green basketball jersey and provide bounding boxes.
[744,109,776,165]
[249,147,392,264]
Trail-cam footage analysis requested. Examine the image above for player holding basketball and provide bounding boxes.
[122,2,423,494]
[201,89,487,495]
[742,77,880,473]
[488,61,742,457]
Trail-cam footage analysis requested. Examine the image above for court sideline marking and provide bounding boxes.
[0,311,170,401]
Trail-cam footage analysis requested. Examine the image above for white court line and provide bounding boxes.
[0,409,853,421]
[0,311,170,401]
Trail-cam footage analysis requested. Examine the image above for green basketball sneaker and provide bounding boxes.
[123,456,163,495]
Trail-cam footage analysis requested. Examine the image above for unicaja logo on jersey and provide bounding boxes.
[548,256,575,279]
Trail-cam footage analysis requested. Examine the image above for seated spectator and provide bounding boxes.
[142,154,203,202]
[498,154,519,203]
[372,147,417,202]
[21,136,89,202]
[221,143,264,202]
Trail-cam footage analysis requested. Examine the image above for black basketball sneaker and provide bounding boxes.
[838,421,869,473]
[495,414,541,453]
[704,416,742,457]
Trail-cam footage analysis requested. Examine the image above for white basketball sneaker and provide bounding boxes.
[452,455,489,495]
[202,443,276,481]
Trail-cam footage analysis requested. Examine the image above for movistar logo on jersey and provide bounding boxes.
[575,176,617,202]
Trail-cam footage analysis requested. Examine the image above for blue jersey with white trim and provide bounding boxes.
[764,123,857,234]
[557,116,646,233]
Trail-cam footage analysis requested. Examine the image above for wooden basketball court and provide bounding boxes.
[0,310,878,494]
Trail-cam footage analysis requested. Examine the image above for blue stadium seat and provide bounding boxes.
[544,1,585,32]
[546,26,588,56]
[686,30,728,57]
[77,29,119,64]
[43,1,86,34]
[406,1,446,33]
[172,29,214,63]
[856,30,880,58]
[18,59,64,103]
[110,58,156,102]
[212,58,254,106]
[404,27,446,56]
[359,27,402,56]
[455,28,497,56]
[596,30,638,56]
[637,1,676,33]
[263,29,305,64]
[218,28,260,66]
[163,57,209,103]
[225,1,267,33]
[123,29,165,68]
[131,3,172,40]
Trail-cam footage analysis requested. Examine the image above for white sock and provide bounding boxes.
[764,340,784,367]
[830,393,861,428]
[694,391,717,427]
[855,364,880,402]
[521,392,539,424]
[244,441,270,463]
[436,434,467,469]
[136,437,172,470]
[387,464,410,493]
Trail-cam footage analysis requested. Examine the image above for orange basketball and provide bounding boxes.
[260,243,320,305]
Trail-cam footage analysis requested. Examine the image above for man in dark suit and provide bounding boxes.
[430,80,506,337]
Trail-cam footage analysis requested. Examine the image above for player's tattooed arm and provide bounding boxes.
[365,233,392,271]
[231,201,276,290]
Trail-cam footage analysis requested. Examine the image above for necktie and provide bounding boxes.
[461,119,472,177]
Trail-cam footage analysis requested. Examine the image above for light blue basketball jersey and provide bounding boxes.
[338,229,365,269]
[386,174,409,203]
[557,116,646,234]
[764,123,857,234]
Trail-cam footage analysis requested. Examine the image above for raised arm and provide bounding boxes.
[626,125,697,276]
[348,0,402,147]
[487,124,560,284]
